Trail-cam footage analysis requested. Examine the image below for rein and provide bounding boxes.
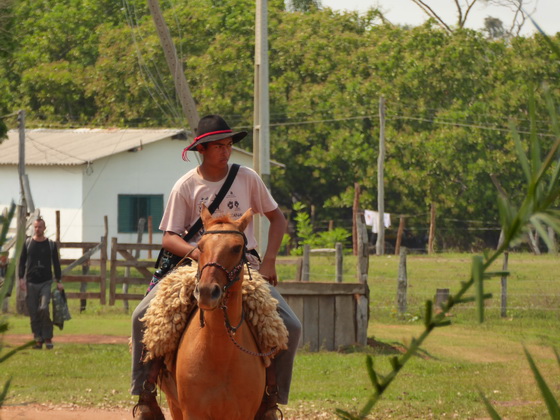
[195,229,277,358]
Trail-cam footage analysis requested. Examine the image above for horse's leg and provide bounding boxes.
[160,367,182,420]
[167,401,183,420]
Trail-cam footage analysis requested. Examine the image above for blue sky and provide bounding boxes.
[320,0,560,36]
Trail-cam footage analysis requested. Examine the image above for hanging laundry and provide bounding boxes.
[364,210,391,233]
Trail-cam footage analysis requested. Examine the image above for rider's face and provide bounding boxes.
[199,138,233,166]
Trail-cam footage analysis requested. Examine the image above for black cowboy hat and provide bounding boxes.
[182,115,247,160]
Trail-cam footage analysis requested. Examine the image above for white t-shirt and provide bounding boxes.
[159,164,278,250]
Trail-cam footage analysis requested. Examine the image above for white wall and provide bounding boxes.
[0,165,84,258]
[82,138,195,251]
[0,165,83,236]
[82,138,255,258]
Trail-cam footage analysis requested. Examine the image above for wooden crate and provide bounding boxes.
[276,282,369,351]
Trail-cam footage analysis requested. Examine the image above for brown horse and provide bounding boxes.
[163,206,266,420]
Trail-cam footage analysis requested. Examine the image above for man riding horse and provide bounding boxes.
[130,115,302,419]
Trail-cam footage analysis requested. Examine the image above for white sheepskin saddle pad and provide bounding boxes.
[141,263,289,368]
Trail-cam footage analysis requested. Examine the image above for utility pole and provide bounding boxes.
[376,97,386,256]
[253,0,271,253]
[16,110,29,315]
[147,0,199,132]
[17,110,34,213]
[18,110,27,210]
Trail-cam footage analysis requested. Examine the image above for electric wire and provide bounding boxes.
[121,0,184,126]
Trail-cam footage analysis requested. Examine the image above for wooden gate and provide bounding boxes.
[109,238,160,305]
[60,237,108,304]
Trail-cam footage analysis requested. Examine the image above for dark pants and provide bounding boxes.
[26,280,54,342]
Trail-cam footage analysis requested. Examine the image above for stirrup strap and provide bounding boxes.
[264,359,279,403]
[144,357,164,392]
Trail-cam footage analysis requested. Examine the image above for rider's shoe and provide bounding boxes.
[254,391,283,420]
[258,405,283,420]
[132,389,165,420]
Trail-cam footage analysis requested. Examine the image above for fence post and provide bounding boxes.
[435,288,450,312]
[428,202,436,254]
[356,214,369,345]
[547,226,558,255]
[100,216,108,305]
[148,216,153,259]
[80,253,89,313]
[302,244,310,281]
[397,247,407,314]
[395,215,405,256]
[352,183,360,256]
[335,242,343,283]
[109,237,117,305]
[501,251,509,318]
[356,215,369,284]
[124,218,146,312]
[100,234,107,305]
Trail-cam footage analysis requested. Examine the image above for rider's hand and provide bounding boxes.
[190,247,201,262]
[259,256,278,286]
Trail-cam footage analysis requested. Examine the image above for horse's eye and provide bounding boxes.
[231,245,242,255]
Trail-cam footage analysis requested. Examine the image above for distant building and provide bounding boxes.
[0,128,258,257]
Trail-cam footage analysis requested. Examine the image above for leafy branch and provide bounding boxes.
[336,85,560,420]
[0,202,33,408]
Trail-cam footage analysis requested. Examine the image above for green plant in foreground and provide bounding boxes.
[336,64,560,420]
[0,202,33,408]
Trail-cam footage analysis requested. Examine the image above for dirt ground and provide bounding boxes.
[0,403,169,420]
[1,334,140,420]
[3,334,129,346]
[1,334,333,420]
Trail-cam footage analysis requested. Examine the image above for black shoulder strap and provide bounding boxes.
[183,163,240,242]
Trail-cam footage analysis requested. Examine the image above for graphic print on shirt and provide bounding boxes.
[194,189,242,241]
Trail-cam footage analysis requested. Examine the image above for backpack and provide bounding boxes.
[25,237,56,255]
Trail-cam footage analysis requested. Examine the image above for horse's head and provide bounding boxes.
[194,205,253,311]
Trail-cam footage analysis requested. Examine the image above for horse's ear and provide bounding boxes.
[200,204,213,228]
[236,208,253,232]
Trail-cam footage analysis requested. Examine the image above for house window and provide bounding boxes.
[118,194,164,233]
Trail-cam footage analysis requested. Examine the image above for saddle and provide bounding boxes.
[141,263,289,370]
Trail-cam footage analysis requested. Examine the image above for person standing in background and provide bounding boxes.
[18,217,63,349]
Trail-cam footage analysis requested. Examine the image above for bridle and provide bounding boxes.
[195,229,277,358]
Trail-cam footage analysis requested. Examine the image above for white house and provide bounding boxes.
[0,128,261,257]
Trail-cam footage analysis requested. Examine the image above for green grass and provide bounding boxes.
[278,252,560,324]
[1,252,559,419]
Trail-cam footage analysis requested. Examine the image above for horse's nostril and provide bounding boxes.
[211,284,222,300]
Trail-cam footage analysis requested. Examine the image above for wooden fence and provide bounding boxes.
[57,215,371,352]
[108,238,160,305]
[60,237,108,305]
